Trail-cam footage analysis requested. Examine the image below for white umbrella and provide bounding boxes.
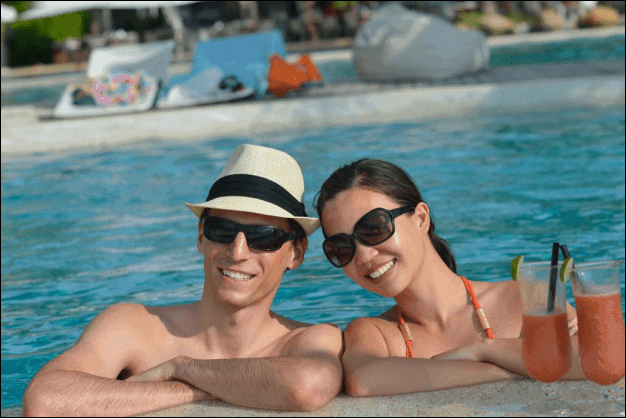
[1,3,18,23]
[19,1,198,20]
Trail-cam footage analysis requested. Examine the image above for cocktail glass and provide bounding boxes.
[519,260,572,382]
[565,260,625,385]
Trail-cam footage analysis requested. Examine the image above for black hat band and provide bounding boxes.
[206,174,307,217]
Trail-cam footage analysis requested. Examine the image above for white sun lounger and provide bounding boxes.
[52,40,174,119]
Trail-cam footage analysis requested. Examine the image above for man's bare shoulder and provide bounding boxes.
[273,313,342,357]
[34,302,166,378]
[87,302,169,339]
[75,302,151,343]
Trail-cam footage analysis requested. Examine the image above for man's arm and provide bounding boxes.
[22,303,211,417]
[138,323,344,412]
[343,318,522,397]
[23,369,208,417]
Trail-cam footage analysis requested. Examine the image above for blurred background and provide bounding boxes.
[2,1,624,71]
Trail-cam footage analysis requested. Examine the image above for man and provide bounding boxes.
[23,144,343,416]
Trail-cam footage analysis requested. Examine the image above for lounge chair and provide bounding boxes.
[53,40,174,119]
[156,30,286,109]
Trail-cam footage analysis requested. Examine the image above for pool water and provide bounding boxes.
[1,105,625,409]
[489,34,625,67]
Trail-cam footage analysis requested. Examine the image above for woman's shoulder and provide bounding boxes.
[345,310,399,337]
[344,308,405,348]
[477,279,523,337]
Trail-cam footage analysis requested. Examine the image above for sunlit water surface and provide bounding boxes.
[2,105,625,409]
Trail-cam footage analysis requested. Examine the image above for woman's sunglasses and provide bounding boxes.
[322,205,414,268]
[203,216,296,251]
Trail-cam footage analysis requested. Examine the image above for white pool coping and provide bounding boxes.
[137,378,625,417]
[2,71,623,158]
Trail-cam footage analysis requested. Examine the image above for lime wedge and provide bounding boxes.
[510,255,525,281]
[560,257,574,283]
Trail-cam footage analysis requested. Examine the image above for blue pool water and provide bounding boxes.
[1,104,624,409]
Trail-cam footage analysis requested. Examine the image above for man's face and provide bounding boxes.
[197,208,306,309]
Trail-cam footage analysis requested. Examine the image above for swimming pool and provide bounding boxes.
[1,104,625,409]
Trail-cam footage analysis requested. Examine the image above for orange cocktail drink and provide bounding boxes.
[519,260,572,382]
[567,261,625,385]
[522,309,572,382]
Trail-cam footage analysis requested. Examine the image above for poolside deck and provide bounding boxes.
[1,26,624,157]
[1,377,622,417]
[142,378,625,417]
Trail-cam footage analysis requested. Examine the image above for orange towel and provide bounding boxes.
[268,54,323,97]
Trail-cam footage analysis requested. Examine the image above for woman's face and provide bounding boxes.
[321,187,429,297]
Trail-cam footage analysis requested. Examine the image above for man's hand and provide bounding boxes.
[126,355,183,383]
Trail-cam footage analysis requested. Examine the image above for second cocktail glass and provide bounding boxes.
[566,260,625,385]
[519,260,573,382]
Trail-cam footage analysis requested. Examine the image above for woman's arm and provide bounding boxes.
[464,337,587,380]
[342,318,523,397]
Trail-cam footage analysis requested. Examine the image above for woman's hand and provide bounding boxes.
[432,339,529,379]
[430,341,486,362]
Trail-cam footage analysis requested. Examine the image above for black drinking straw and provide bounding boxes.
[547,242,560,313]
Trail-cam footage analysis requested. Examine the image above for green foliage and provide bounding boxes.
[3,1,91,66]
[2,1,31,13]
[455,11,482,29]
[10,10,91,41]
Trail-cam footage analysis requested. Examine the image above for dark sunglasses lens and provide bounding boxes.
[204,217,287,251]
[245,227,286,251]
[323,235,356,267]
[354,210,394,245]
[204,217,236,243]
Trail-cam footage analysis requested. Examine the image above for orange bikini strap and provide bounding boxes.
[397,276,494,359]
[397,306,414,358]
[460,276,495,339]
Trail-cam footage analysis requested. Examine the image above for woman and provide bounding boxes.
[315,159,584,396]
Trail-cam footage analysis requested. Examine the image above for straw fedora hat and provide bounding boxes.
[185,144,320,236]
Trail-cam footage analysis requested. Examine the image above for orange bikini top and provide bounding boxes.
[397,276,494,358]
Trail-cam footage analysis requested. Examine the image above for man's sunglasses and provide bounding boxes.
[203,216,296,251]
[322,205,414,268]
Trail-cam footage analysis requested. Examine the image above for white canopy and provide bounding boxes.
[19,1,198,20]
[87,39,175,80]
[2,3,18,23]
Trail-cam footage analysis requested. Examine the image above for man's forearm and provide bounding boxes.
[23,370,210,417]
[175,355,341,411]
